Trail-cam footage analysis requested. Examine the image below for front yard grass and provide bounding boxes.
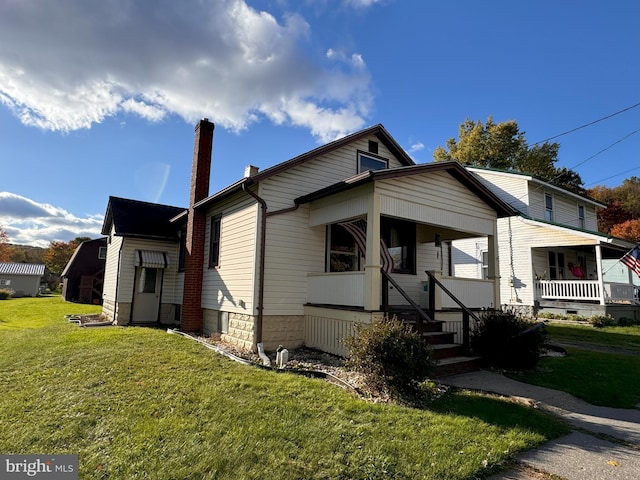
[0,297,567,479]
[509,323,640,409]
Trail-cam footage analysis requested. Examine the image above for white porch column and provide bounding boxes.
[595,244,606,305]
[488,232,499,309]
[363,192,381,311]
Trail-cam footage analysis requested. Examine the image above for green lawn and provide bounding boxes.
[509,323,640,409]
[0,296,567,479]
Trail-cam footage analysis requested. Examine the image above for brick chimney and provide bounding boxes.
[182,118,214,332]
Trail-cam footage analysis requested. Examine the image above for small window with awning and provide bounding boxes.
[134,250,168,269]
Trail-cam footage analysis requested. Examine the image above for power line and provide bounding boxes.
[584,166,640,187]
[531,101,640,145]
[569,128,640,171]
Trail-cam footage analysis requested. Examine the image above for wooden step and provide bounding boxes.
[429,343,465,360]
[432,356,481,378]
[422,331,455,345]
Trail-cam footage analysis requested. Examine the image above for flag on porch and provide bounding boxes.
[339,220,395,273]
[621,245,640,278]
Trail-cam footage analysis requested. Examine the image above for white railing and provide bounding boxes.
[603,282,637,302]
[536,280,601,301]
[439,277,495,309]
[307,272,364,307]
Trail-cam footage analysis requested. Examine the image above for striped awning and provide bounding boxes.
[134,250,168,268]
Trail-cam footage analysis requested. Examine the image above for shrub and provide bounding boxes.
[618,316,640,327]
[589,315,615,328]
[471,309,546,370]
[0,289,13,300]
[344,316,434,398]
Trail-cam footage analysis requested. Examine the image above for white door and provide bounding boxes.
[132,267,162,323]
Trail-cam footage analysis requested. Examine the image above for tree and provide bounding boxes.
[434,117,585,194]
[0,225,10,262]
[43,237,91,275]
[594,200,632,234]
[610,219,640,243]
[615,177,640,218]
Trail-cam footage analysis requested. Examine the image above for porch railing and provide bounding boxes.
[535,280,638,303]
[307,272,364,306]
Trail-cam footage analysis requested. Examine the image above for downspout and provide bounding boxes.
[242,182,300,366]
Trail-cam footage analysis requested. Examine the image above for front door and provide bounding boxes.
[132,267,162,323]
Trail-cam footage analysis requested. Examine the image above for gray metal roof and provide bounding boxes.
[0,263,46,276]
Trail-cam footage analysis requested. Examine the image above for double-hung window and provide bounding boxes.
[544,193,554,222]
[209,215,221,267]
[578,205,585,229]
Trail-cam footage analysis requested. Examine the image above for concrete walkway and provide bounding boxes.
[439,370,640,480]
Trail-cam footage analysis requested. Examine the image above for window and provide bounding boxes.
[139,268,158,293]
[578,205,585,229]
[368,140,378,154]
[544,193,554,222]
[481,251,489,279]
[327,224,361,272]
[358,152,388,173]
[98,246,107,259]
[209,215,221,267]
[381,217,415,274]
[0,279,10,286]
[548,251,565,280]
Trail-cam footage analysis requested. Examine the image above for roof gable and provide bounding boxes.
[101,196,186,240]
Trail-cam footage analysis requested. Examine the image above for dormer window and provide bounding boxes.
[358,152,388,173]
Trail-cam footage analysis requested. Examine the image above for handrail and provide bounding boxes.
[424,270,484,353]
[424,271,482,324]
[381,269,433,323]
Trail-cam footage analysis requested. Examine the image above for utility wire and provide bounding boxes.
[531,101,640,145]
[568,128,640,171]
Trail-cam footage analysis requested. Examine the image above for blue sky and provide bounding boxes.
[1,0,638,247]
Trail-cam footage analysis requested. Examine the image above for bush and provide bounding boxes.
[618,316,640,327]
[589,315,615,328]
[471,309,546,370]
[344,316,434,398]
[0,289,13,300]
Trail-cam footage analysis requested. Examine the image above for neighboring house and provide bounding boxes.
[452,167,639,320]
[61,238,108,304]
[101,120,514,363]
[0,263,45,297]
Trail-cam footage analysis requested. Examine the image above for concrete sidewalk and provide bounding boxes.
[439,370,640,480]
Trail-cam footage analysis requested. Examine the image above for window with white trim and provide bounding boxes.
[98,246,107,259]
[578,205,585,229]
[544,193,554,222]
[209,215,221,267]
[480,251,489,279]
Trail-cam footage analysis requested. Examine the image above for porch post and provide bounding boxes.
[488,231,500,309]
[595,244,606,305]
[363,192,381,311]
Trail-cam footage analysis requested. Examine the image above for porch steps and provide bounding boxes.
[388,307,480,377]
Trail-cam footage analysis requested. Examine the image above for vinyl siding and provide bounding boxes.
[377,171,497,236]
[469,170,530,214]
[102,226,123,303]
[202,193,258,314]
[452,238,487,279]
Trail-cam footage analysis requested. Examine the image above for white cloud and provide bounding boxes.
[0,192,103,247]
[408,141,425,154]
[0,0,373,142]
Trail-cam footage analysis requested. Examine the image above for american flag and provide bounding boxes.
[339,220,395,273]
[621,245,640,278]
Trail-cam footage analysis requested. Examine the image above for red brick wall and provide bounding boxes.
[181,119,214,332]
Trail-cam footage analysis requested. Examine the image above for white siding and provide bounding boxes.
[202,193,258,314]
[116,237,181,304]
[452,238,487,279]
[377,172,497,236]
[102,226,123,303]
[470,170,530,214]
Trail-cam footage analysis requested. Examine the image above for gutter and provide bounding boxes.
[241,182,300,363]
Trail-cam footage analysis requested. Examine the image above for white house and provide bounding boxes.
[100,120,514,374]
[452,168,639,320]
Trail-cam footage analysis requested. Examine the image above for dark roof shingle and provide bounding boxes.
[101,197,186,240]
